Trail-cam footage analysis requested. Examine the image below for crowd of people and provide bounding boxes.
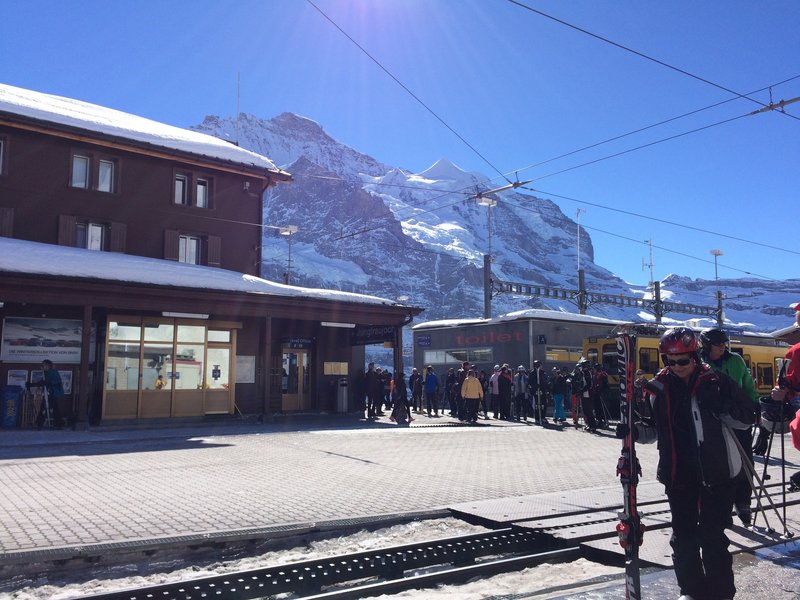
[362,358,617,429]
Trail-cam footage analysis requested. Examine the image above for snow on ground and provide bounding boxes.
[1,518,620,600]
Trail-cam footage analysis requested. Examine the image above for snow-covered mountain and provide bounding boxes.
[193,113,800,333]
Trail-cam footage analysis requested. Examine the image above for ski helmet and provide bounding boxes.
[700,328,729,351]
[659,327,699,355]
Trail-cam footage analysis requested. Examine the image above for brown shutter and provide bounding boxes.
[109,222,127,252]
[164,229,179,261]
[58,214,77,246]
[0,206,13,237]
[207,235,221,267]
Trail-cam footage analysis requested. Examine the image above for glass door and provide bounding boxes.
[281,350,310,411]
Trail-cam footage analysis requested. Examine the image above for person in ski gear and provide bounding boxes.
[498,364,513,420]
[632,368,649,419]
[551,367,569,423]
[408,367,423,413]
[700,327,759,527]
[389,371,411,424]
[512,366,529,421]
[575,359,597,431]
[444,367,458,417]
[527,360,550,424]
[592,363,610,427]
[488,365,502,419]
[364,363,381,418]
[423,365,439,417]
[621,327,754,600]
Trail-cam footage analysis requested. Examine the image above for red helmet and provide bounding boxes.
[659,327,698,354]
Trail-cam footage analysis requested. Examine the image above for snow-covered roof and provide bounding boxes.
[0,238,400,307]
[412,308,626,329]
[0,83,289,176]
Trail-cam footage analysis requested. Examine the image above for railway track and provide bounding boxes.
[79,483,799,600]
[80,528,578,600]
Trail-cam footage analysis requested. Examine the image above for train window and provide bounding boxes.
[742,354,751,369]
[757,363,775,388]
[602,343,618,374]
[639,348,659,374]
[587,348,598,365]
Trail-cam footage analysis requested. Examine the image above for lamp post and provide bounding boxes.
[280,225,298,284]
[710,249,724,327]
[476,195,497,319]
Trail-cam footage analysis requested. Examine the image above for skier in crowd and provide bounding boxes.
[460,368,484,424]
[575,359,597,432]
[498,364,513,420]
[444,367,458,417]
[488,365,502,419]
[551,367,569,423]
[528,360,550,424]
[592,363,610,427]
[423,365,439,417]
[699,327,759,527]
[364,363,382,418]
[619,327,754,600]
[512,366,529,421]
[408,367,423,413]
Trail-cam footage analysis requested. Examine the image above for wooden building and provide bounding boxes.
[0,83,421,426]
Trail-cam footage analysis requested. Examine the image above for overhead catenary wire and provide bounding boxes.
[506,0,800,122]
[305,0,510,182]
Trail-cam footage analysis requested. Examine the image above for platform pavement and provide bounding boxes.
[1,411,798,598]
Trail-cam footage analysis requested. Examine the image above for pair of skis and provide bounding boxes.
[615,333,644,600]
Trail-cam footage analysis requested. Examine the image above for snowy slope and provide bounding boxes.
[193,113,800,333]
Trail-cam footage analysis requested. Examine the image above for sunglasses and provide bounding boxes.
[665,357,692,367]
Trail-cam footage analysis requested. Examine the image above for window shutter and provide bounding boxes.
[109,222,127,252]
[207,235,221,267]
[164,229,179,261]
[58,214,77,246]
[0,206,13,237]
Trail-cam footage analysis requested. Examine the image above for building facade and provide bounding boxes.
[412,310,624,373]
[0,84,420,427]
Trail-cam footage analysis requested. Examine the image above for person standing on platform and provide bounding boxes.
[498,364,513,420]
[620,327,754,600]
[700,328,759,527]
[423,365,439,417]
[408,367,423,413]
[512,366,529,421]
[460,368,484,424]
[528,360,550,424]
[551,367,568,423]
[576,359,597,432]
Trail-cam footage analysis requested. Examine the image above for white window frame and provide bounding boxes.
[178,235,200,264]
[174,174,188,205]
[196,178,209,208]
[76,222,105,251]
[71,154,90,189]
[97,159,115,193]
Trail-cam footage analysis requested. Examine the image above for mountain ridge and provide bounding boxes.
[192,112,800,333]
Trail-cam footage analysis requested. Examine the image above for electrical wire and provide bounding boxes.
[506,0,800,122]
[305,0,510,181]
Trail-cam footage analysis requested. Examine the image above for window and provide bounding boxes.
[196,179,209,208]
[97,159,115,193]
[71,154,90,188]
[174,174,188,205]
[173,171,212,208]
[76,222,105,250]
[178,235,200,264]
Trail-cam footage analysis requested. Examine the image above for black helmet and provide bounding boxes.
[700,328,729,351]
[659,327,699,355]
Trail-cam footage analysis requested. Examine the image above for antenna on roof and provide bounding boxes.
[236,72,241,146]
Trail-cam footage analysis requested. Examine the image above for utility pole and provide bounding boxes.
[643,239,655,287]
[711,249,724,327]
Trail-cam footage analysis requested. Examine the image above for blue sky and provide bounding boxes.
[2,0,798,287]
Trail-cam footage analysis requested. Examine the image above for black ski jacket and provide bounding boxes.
[639,363,754,492]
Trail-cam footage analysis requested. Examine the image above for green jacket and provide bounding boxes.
[703,350,759,405]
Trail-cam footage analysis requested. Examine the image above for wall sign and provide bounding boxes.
[351,325,395,346]
[1,317,96,363]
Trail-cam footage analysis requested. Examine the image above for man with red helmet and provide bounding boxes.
[619,327,754,600]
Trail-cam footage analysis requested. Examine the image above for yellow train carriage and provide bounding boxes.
[583,325,788,398]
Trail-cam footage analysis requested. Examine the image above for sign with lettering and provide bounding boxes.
[417,334,432,347]
[352,325,395,346]
[282,338,313,350]
[0,317,96,364]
